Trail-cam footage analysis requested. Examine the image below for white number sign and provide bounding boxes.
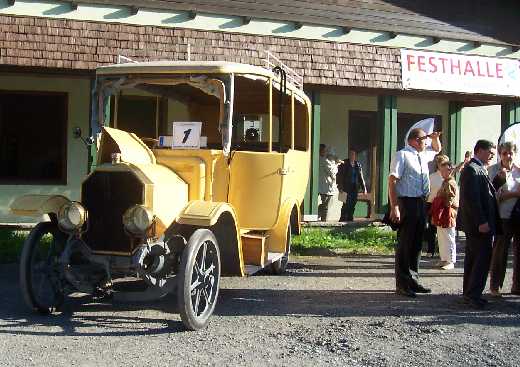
[172,122,202,149]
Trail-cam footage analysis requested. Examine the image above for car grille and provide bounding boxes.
[82,171,144,253]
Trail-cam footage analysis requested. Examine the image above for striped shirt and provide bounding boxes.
[389,146,437,198]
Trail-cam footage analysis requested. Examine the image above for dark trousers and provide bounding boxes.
[490,219,520,292]
[340,191,358,221]
[424,202,437,255]
[395,197,426,291]
[463,232,493,300]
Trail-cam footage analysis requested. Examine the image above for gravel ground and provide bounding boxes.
[1,240,519,367]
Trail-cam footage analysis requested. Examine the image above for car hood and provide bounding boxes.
[98,127,156,165]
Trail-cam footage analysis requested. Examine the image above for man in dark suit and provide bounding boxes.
[338,150,367,221]
[458,139,500,309]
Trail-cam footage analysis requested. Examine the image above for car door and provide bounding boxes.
[228,151,285,230]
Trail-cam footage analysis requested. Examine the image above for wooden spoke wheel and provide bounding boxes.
[19,222,66,314]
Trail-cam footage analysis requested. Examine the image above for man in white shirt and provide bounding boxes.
[388,128,441,297]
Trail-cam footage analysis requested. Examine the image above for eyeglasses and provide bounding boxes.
[416,135,429,141]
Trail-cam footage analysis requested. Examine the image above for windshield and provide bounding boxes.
[94,73,235,155]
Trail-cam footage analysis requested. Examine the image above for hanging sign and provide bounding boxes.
[401,49,520,97]
[172,122,202,149]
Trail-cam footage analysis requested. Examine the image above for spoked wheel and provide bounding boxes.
[270,224,291,275]
[19,222,66,314]
[177,229,221,330]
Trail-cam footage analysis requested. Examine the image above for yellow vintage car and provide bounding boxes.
[10,60,311,330]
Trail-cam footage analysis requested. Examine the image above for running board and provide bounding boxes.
[245,252,284,275]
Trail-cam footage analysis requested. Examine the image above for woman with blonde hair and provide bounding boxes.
[430,158,459,269]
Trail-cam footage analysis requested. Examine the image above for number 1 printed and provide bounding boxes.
[182,129,192,144]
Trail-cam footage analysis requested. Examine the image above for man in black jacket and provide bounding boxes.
[338,150,367,222]
[458,139,500,309]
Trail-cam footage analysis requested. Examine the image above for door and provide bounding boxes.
[228,151,285,229]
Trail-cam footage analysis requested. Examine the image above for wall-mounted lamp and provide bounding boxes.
[293,22,303,30]
[511,45,520,53]
[387,32,397,39]
[431,37,440,44]
[129,6,139,15]
[241,16,251,25]
[186,10,197,20]
[341,27,351,35]
[7,0,15,6]
[472,41,482,49]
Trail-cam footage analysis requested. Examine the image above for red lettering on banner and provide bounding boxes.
[407,54,415,71]
[486,62,495,77]
[429,57,437,73]
[439,57,448,73]
[476,61,486,77]
[496,63,504,78]
[451,59,461,75]
[464,61,475,76]
[417,55,426,71]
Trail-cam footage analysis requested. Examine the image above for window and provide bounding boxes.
[0,91,67,184]
[112,95,159,138]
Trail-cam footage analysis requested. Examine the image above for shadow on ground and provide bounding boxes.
[1,252,519,338]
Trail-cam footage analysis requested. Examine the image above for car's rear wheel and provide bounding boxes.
[270,224,291,275]
[177,229,221,330]
[20,221,66,314]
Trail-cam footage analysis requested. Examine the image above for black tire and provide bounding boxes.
[19,222,66,314]
[270,224,291,275]
[177,229,221,330]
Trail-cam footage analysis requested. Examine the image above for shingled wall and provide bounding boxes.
[0,14,401,89]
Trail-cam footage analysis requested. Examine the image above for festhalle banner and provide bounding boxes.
[401,49,520,97]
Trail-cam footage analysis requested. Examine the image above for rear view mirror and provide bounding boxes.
[73,126,94,147]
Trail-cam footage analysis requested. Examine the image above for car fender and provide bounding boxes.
[9,194,71,217]
[175,201,244,276]
[265,199,301,254]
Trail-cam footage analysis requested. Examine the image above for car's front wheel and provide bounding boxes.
[19,221,66,314]
[177,229,221,330]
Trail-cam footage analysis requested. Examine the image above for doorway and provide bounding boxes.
[348,110,377,218]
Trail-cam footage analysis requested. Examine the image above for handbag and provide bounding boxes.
[382,206,400,231]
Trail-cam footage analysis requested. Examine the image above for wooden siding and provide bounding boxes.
[0,14,402,89]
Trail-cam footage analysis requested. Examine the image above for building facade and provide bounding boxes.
[1,0,519,222]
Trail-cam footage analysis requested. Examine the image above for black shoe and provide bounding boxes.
[478,297,489,304]
[396,288,417,298]
[462,297,485,309]
[412,285,432,294]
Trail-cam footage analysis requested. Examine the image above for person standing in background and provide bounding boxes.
[488,142,520,297]
[425,154,448,258]
[430,159,459,270]
[338,149,367,222]
[458,139,500,309]
[318,145,339,221]
[388,128,441,297]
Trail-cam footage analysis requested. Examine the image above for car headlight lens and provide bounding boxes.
[58,202,87,232]
[123,205,154,234]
